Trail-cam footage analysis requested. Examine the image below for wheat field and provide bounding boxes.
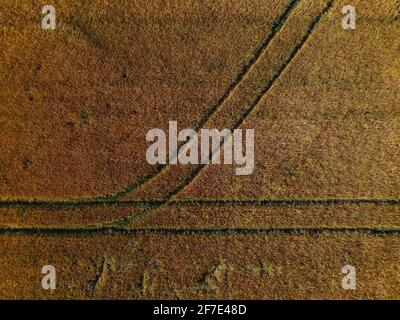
[0,0,399,299]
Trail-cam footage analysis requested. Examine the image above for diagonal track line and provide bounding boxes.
[102,0,302,200]
[169,0,337,199]
[116,0,337,227]
[155,0,337,201]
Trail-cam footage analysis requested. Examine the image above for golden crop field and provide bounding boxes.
[0,0,399,299]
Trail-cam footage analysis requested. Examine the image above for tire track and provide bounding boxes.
[0,198,399,209]
[1,226,400,237]
[116,0,337,227]
[102,0,302,200]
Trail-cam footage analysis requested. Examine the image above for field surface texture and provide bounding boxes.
[0,0,399,299]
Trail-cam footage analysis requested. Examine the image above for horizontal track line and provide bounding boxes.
[1,227,400,236]
[0,198,399,208]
